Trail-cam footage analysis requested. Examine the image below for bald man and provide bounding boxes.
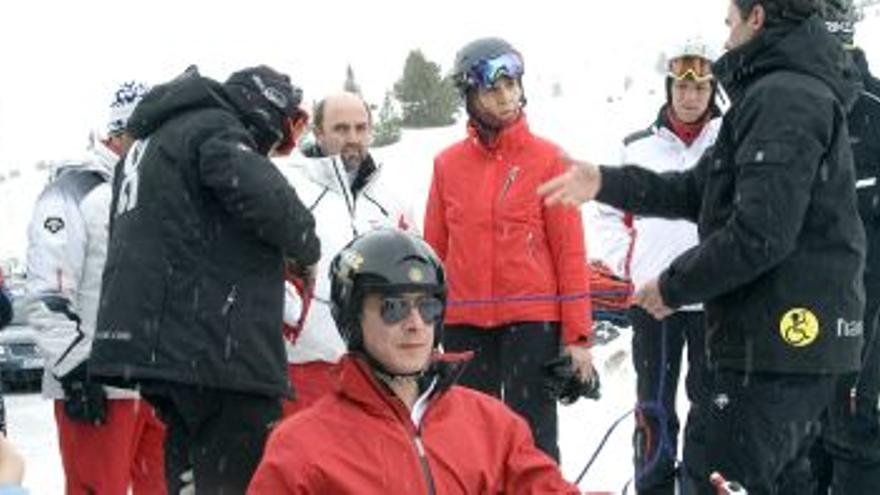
[273,92,415,416]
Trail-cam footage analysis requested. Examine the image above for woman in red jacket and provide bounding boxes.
[423,37,594,462]
[249,229,580,494]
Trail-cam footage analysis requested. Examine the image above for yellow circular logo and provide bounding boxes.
[779,308,820,347]
[408,266,424,282]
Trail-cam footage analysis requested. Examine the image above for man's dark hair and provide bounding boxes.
[312,96,373,132]
[733,0,820,26]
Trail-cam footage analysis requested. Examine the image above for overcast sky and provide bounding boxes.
[0,0,732,170]
[0,0,876,173]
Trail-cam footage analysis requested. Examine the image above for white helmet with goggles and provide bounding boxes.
[666,37,716,82]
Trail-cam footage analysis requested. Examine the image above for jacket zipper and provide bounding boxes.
[221,285,238,359]
[498,166,520,202]
[413,435,436,495]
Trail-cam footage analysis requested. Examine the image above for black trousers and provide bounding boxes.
[143,383,282,494]
[629,308,709,495]
[443,322,561,461]
[682,371,836,495]
[803,257,880,494]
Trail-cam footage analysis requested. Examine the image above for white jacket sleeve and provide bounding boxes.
[25,185,90,379]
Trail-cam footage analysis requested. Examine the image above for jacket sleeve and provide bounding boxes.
[423,159,449,260]
[544,154,591,345]
[501,408,581,494]
[659,84,834,307]
[25,188,90,379]
[590,204,635,280]
[196,116,320,267]
[596,162,703,223]
[248,425,322,494]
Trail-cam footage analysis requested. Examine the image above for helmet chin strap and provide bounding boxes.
[361,350,429,383]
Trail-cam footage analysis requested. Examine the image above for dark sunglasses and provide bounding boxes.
[379,295,444,325]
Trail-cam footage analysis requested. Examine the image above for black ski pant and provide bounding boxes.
[808,271,880,494]
[629,307,709,495]
[682,371,836,495]
[142,383,282,494]
[443,322,561,462]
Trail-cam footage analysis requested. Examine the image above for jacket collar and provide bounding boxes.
[337,352,471,423]
[302,144,380,196]
[466,113,531,156]
[713,15,860,110]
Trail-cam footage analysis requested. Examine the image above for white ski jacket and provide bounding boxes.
[275,151,415,364]
[26,141,137,400]
[593,116,721,311]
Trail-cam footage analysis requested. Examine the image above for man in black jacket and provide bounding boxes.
[539,1,864,493]
[90,65,320,493]
[808,2,880,492]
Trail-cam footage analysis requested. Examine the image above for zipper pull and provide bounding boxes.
[850,386,858,416]
[221,285,238,315]
[499,166,520,201]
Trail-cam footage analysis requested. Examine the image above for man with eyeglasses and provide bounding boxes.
[591,37,721,495]
[539,0,864,492]
[423,37,594,463]
[249,228,580,493]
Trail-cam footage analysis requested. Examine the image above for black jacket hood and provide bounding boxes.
[126,66,234,139]
[714,15,861,110]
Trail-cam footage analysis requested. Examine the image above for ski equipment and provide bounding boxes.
[329,228,446,350]
[452,37,524,95]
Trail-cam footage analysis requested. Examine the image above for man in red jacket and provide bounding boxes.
[249,228,579,494]
[423,37,594,461]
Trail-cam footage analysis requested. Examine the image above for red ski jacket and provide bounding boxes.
[248,355,580,494]
[424,116,591,345]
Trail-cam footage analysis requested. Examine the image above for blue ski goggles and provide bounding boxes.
[464,52,525,89]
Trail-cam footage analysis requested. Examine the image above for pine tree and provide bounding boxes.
[372,92,402,147]
[393,50,459,128]
[344,64,361,95]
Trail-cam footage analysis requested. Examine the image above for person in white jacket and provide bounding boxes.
[25,82,166,495]
[275,91,415,416]
[591,39,722,495]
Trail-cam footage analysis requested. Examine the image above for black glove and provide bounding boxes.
[59,361,107,425]
[543,354,601,405]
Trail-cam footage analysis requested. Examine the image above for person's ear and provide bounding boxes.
[748,3,766,31]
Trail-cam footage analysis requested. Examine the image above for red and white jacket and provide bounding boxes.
[249,354,580,494]
[590,115,721,311]
[424,116,591,344]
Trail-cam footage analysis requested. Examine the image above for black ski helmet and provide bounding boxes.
[223,65,304,155]
[329,228,447,351]
[451,37,524,97]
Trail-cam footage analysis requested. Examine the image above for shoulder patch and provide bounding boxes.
[623,128,653,147]
[44,217,65,234]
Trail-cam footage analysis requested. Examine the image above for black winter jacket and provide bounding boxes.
[91,67,320,398]
[849,49,880,410]
[597,16,865,374]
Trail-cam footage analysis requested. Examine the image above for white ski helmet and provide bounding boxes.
[665,36,717,81]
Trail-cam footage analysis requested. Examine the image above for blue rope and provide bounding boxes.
[634,319,678,486]
[445,289,631,307]
[575,407,635,485]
